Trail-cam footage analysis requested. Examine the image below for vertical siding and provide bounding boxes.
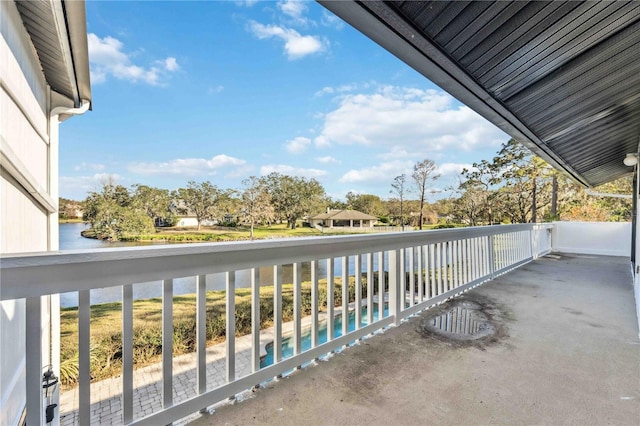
[1,2,54,425]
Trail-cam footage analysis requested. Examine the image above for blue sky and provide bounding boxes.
[59,0,510,202]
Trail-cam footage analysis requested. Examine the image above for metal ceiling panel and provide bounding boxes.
[319,0,640,187]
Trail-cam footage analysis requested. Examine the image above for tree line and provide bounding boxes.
[66,139,632,241]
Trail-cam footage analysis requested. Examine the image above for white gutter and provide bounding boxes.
[51,99,90,117]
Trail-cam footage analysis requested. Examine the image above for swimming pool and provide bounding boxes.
[261,304,389,368]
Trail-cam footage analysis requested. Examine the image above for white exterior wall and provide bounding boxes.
[552,221,632,257]
[1,2,57,424]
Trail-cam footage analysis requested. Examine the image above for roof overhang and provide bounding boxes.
[319,1,640,187]
[15,0,91,109]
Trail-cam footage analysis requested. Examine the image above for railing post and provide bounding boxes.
[25,297,42,426]
[389,249,402,326]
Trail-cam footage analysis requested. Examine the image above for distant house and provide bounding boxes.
[310,209,378,228]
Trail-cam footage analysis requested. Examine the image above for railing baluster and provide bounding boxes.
[79,290,91,423]
[311,260,319,348]
[366,252,373,325]
[162,279,173,408]
[196,275,207,391]
[25,297,42,426]
[454,240,460,288]
[474,238,480,280]
[355,254,362,330]
[447,241,453,291]
[251,268,260,373]
[389,249,401,326]
[417,245,423,302]
[327,258,334,342]
[400,248,406,309]
[226,272,235,382]
[342,256,349,338]
[408,247,414,308]
[273,265,282,362]
[436,243,443,295]
[488,235,496,279]
[122,284,134,423]
[430,244,436,298]
[293,263,301,356]
[378,252,385,320]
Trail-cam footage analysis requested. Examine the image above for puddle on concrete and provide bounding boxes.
[421,300,496,341]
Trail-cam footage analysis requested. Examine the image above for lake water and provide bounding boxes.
[58,223,382,307]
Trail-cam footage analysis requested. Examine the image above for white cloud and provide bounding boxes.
[60,173,124,199]
[278,0,307,19]
[437,162,474,177]
[248,21,326,60]
[235,0,259,6]
[316,156,338,164]
[73,162,106,172]
[339,160,414,184]
[88,33,179,85]
[321,10,345,30]
[284,136,311,154]
[128,155,246,176]
[260,164,327,178]
[208,85,224,95]
[314,86,507,151]
[163,57,179,71]
[315,82,371,97]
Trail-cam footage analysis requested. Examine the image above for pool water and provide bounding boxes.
[261,304,389,368]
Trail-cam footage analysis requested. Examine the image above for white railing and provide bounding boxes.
[0,223,552,425]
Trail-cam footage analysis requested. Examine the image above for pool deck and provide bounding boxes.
[189,253,640,425]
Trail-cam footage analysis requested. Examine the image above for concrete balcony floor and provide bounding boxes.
[191,253,640,425]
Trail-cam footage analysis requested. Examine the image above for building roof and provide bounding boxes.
[320,1,640,187]
[14,0,92,109]
[311,209,378,221]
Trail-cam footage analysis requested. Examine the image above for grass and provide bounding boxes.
[119,223,367,242]
[59,274,389,388]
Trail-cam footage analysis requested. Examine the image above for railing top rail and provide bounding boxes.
[0,223,547,300]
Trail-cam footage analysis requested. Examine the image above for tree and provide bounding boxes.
[412,159,440,229]
[390,174,407,230]
[174,181,221,230]
[83,179,155,240]
[241,176,274,239]
[131,184,173,225]
[345,192,385,216]
[263,173,326,229]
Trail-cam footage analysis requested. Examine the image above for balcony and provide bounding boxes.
[1,222,638,425]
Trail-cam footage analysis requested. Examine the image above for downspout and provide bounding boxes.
[46,99,90,424]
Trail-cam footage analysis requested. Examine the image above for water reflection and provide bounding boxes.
[424,301,494,339]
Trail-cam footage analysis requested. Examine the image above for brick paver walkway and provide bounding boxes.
[58,303,353,425]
